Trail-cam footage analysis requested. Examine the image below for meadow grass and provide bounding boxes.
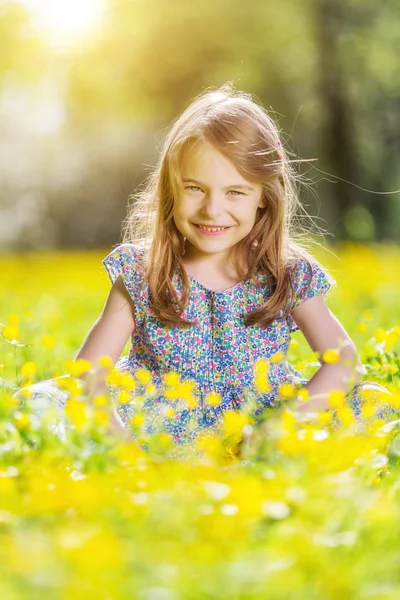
[0,242,400,599]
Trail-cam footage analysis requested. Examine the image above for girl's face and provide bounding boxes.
[173,141,264,265]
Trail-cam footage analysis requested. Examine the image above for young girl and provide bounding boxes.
[13,83,398,455]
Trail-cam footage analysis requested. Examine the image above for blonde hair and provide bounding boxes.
[122,82,328,329]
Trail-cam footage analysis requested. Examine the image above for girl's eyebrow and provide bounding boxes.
[182,178,255,192]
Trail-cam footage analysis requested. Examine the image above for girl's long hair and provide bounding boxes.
[122,82,332,329]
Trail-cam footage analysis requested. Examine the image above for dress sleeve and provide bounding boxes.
[288,256,336,333]
[102,243,145,305]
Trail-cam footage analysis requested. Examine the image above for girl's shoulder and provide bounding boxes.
[285,250,337,309]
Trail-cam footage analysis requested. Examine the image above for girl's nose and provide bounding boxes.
[201,194,224,217]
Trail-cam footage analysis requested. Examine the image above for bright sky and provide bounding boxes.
[17,0,105,46]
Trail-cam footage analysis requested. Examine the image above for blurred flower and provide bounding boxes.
[40,334,56,349]
[135,368,152,384]
[65,359,92,377]
[328,390,346,409]
[21,361,37,379]
[2,325,19,341]
[322,349,340,364]
[7,313,19,325]
[278,383,296,399]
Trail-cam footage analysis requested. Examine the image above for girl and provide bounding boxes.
[13,83,398,455]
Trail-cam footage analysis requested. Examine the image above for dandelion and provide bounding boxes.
[289,339,299,350]
[361,402,376,419]
[119,374,136,391]
[270,351,284,364]
[65,398,89,430]
[328,390,346,409]
[21,361,37,379]
[93,394,109,408]
[363,311,373,321]
[317,411,333,425]
[106,368,124,386]
[385,330,398,350]
[297,388,309,402]
[98,356,113,369]
[336,406,355,427]
[357,322,368,333]
[14,412,30,431]
[135,368,152,384]
[145,384,157,397]
[162,407,175,418]
[322,349,340,364]
[163,372,180,387]
[8,313,19,325]
[222,411,250,441]
[374,329,386,343]
[206,391,222,407]
[130,413,145,428]
[117,390,131,405]
[278,383,296,399]
[2,325,19,342]
[65,359,92,377]
[40,334,56,349]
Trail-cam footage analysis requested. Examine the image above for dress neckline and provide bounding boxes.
[187,274,249,295]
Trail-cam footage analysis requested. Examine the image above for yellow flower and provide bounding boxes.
[65,359,92,377]
[297,388,309,402]
[322,349,340,364]
[162,407,175,418]
[357,322,368,333]
[145,384,157,397]
[328,390,346,409]
[289,339,299,350]
[117,390,131,405]
[254,374,271,393]
[135,368,152,384]
[14,412,30,430]
[206,392,222,407]
[281,409,296,432]
[374,329,386,343]
[21,361,37,379]
[278,383,296,399]
[106,368,123,386]
[336,406,355,427]
[8,313,19,325]
[363,311,373,321]
[0,364,4,372]
[277,432,301,455]
[317,411,333,425]
[94,409,111,427]
[254,358,269,374]
[361,402,376,419]
[385,330,398,350]
[120,373,136,391]
[93,394,109,408]
[2,325,19,341]
[40,334,56,349]
[163,372,181,387]
[185,395,198,409]
[294,361,306,371]
[98,356,113,369]
[270,351,284,364]
[222,411,250,440]
[65,398,89,430]
[130,413,145,428]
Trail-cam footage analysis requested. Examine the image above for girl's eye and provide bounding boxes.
[187,185,202,192]
[228,190,245,195]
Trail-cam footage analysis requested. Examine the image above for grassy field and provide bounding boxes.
[1,243,400,599]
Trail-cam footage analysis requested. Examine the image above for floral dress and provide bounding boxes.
[100,244,334,441]
[13,243,398,454]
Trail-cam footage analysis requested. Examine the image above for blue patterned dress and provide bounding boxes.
[13,243,398,454]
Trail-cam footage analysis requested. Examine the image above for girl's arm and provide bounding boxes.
[290,295,364,413]
[74,274,136,438]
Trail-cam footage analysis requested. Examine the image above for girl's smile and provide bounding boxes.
[173,140,264,264]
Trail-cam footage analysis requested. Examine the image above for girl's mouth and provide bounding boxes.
[194,224,232,235]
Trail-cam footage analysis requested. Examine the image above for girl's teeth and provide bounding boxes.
[198,226,227,231]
